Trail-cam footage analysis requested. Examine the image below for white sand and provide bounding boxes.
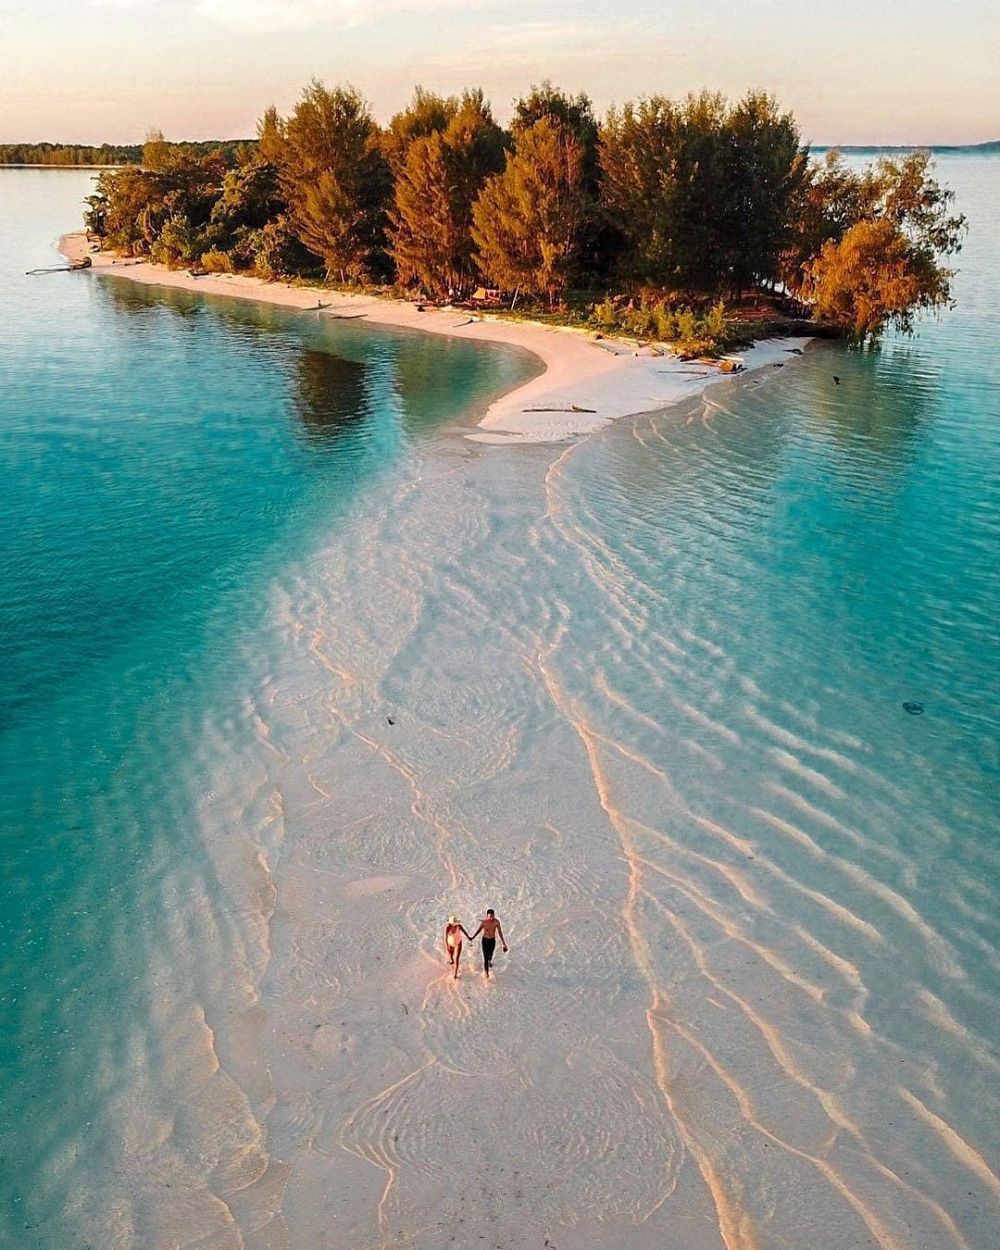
[49,233,999,1250]
[59,232,808,443]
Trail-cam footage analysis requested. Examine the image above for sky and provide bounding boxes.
[1,0,997,145]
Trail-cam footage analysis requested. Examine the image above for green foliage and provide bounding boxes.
[600,91,803,294]
[278,81,392,282]
[151,214,202,266]
[241,215,321,279]
[784,150,966,340]
[801,218,953,341]
[212,160,284,235]
[382,87,462,173]
[587,296,730,354]
[73,78,964,343]
[256,106,285,166]
[703,299,728,340]
[472,117,588,305]
[200,248,234,273]
[0,142,141,166]
[653,304,676,340]
[512,82,599,185]
[390,91,506,295]
[592,298,618,329]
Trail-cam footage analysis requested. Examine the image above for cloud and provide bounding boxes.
[193,0,366,31]
[88,1,498,35]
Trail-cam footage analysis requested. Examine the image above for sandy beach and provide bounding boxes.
[38,224,997,1250]
[59,232,808,444]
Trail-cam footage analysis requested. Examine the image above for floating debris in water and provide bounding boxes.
[902,701,924,715]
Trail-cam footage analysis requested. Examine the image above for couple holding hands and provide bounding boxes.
[444,909,507,980]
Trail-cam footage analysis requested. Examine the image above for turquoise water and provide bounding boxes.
[0,170,532,1246]
[1,160,997,1249]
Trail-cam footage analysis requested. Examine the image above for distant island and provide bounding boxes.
[0,139,248,166]
[815,139,999,155]
[44,80,971,345]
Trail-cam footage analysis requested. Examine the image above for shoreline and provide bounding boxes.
[59,232,810,443]
[33,209,998,1250]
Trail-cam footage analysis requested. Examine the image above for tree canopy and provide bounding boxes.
[783,150,965,340]
[81,78,965,341]
[390,90,506,295]
[277,82,392,281]
[600,91,804,296]
[472,117,588,305]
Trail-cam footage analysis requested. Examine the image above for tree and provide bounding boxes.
[512,82,617,280]
[85,145,226,259]
[85,168,157,251]
[142,128,171,171]
[781,149,869,286]
[601,93,714,292]
[724,91,805,292]
[278,82,392,281]
[785,150,965,340]
[472,117,587,305]
[601,91,804,296]
[382,87,460,173]
[795,151,965,342]
[256,106,285,166]
[800,218,953,341]
[390,133,458,293]
[389,90,506,295]
[212,160,283,233]
[512,81,599,186]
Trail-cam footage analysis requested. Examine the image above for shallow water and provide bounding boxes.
[1,159,997,1249]
[0,169,532,1246]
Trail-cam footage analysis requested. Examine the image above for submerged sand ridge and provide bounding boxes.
[156,409,998,1250]
[50,234,998,1247]
[59,232,807,444]
[214,440,716,1248]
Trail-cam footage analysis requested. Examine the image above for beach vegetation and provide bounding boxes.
[798,218,952,341]
[390,90,506,296]
[472,117,588,306]
[586,295,731,355]
[244,215,321,280]
[600,91,804,297]
[81,80,964,345]
[783,150,966,340]
[382,87,463,173]
[0,141,142,166]
[275,82,393,282]
[199,247,235,273]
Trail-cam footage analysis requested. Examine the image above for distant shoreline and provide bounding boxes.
[2,163,123,169]
[60,231,812,445]
[812,140,999,155]
[7,139,998,169]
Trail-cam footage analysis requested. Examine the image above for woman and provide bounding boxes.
[443,915,472,979]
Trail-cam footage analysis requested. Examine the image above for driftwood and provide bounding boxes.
[26,256,92,275]
[522,404,597,414]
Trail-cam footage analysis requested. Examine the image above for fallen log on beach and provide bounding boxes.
[26,256,92,275]
[522,404,597,414]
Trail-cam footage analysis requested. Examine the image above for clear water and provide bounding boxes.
[1,160,996,1249]
[0,169,533,1246]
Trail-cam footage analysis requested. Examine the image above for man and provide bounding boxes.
[443,915,472,979]
[470,909,508,979]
